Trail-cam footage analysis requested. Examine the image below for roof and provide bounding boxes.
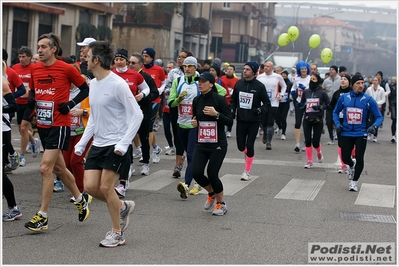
[298,16,362,31]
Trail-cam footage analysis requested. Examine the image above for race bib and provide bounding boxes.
[36,101,54,126]
[281,92,288,103]
[71,115,81,131]
[179,99,193,116]
[346,107,363,124]
[305,98,320,113]
[198,121,218,143]
[267,89,272,99]
[296,89,304,103]
[239,91,254,109]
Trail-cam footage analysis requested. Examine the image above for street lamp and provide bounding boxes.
[295,2,309,25]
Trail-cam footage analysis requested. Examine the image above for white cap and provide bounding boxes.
[77,37,96,46]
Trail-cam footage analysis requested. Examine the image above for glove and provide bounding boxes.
[312,105,322,111]
[336,125,342,136]
[176,91,188,103]
[298,83,306,90]
[253,107,262,115]
[367,125,377,135]
[290,90,296,96]
[58,100,75,115]
[28,97,36,109]
[231,109,236,120]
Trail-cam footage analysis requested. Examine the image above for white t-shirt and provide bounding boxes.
[291,75,310,103]
[75,72,143,156]
[257,72,287,107]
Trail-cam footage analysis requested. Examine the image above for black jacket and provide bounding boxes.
[193,90,233,147]
[231,77,270,123]
[300,86,330,120]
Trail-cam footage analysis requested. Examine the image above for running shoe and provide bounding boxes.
[120,200,135,232]
[338,165,347,174]
[132,147,142,158]
[226,131,232,138]
[25,212,48,232]
[9,152,20,170]
[294,144,300,153]
[99,231,126,248]
[189,183,202,195]
[240,171,250,181]
[31,139,39,158]
[304,162,313,169]
[177,182,189,199]
[141,164,150,176]
[18,155,26,167]
[327,139,334,145]
[53,180,65,192]
[165,147,175,155]
[281,134,286,140]
[372,137,378,142]
[74,197,90,222]
[391,136,396,143]
[317,153,324,163]
[173,166,181,178]
[266,142,272,150]
[115,184,126,198]
[204,194,216,210]
[152,145,162,163]
[347,162,356,180]
[2,206,22,222]
[212,203,228,216]
[349,180,358,192]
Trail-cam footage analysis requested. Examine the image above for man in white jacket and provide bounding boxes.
[365,76,385,142]
[74,40,143,248]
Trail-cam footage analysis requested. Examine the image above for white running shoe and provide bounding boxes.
[281,134,286,140]
[349,180,358,192]
[240,171,250,181]
[317,153,324,163]
[304,162,313,169]
[141,164,150,176]
[226,131,232,138]
[132,147,142,158]
[114,184,126,198]
[152,146,162,163]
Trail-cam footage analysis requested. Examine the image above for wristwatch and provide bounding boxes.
[215,112,220,120]
[83,109,88,116]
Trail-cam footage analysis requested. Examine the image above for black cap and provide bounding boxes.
[351,74,364,85]
[115,48,129,61]
[339,66,347,73]
[194,72,215,84]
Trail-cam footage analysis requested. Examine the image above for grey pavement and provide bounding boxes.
[2,112,397,265]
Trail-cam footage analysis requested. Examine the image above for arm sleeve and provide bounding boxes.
[72,82,89,105]
[137,80,150,97]
[13,83,26,98]
[3,93,18,113]
[168,78,179,108]
[215,83,227,96]
[278,76,287,96]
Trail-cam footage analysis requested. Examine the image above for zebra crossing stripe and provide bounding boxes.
[274,178,325,201]
[199,174,259,196]
[354,183,396,208]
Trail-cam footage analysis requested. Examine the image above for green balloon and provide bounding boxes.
[309,34,321,49]
[287,26,300,42]
[278,33,290,47]
[320,48,333,64]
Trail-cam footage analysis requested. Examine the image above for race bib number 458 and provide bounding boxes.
[198,121,218,143]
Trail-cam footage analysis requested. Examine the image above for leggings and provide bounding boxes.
[170,107,184,156]
[275,102,290,135]
[138,117,150,164]
[294,102,305,129]
[236,121,259,158]
[3,130,17,208]
[340,135,367,181]
[192,144,227,194]
[390,104,396,136]
[325,109,334,140]
[162,111,174,148]
[303,119,324,148]
[178,127,197,186]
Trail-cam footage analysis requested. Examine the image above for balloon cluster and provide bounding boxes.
[276,26,333,65]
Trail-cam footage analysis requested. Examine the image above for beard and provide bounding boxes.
[226,74,234,78]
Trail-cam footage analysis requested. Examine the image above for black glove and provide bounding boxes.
[312,105,322,111]
[28,97,36,109]
[58,100,75,115]
[367,125,377,135]
[253,107,262,115]
[231,110,236,120]
[336,125,342,136]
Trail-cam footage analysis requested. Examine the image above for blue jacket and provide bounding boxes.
[333,90,383,137]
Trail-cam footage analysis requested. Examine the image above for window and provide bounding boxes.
[222,19,232,43]
[222,3,231,9]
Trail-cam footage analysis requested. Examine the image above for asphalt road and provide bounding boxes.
[2,111,397,266]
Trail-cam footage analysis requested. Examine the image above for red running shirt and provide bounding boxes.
[142,65,166,104]
[30,60,86,128]
[12,63,33,104]
[112,69,144,96]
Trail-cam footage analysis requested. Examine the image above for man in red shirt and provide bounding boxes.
[12,46,40,166]
[24,32,90,232]
[141,47,166,163]
[220,64,238,137]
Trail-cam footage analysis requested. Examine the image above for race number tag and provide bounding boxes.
[267,89,272,99]
[198,121,218,143]
[346,107,363,124]
[179,99,193,116]
[239,91,253,109]
[36,101,54,126]
[281,92,288,102]
[296,89,304,103]
[306,98,320,112]
[71,115,81,131]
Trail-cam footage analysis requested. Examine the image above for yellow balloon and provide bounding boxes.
[309,34,321,49]
[287,26,300,42]
[278,33,290,47]
[320,48,333,64]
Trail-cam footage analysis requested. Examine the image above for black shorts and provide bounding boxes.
[22,106,36,122]
[38,126,70,151]
[85,144,132,178]
[16,104,33,124]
